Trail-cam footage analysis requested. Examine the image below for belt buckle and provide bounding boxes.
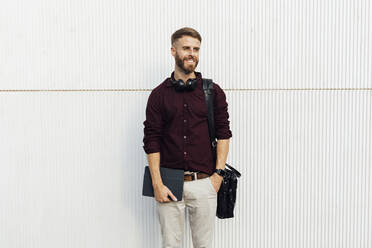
[193,172,197,181]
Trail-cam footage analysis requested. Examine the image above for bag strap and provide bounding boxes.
[203,79,241,178]
[225,163,241,178]
[202,79,217,161]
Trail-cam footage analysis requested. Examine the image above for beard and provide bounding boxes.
[175,52,199,74]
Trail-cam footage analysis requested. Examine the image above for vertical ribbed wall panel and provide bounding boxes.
[0,91,370,247]
[0,0,370,89]
[222,90,371,248]
[1,0,371,248]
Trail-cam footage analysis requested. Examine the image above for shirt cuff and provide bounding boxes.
[143,141,161,154]
[216,130,232,140]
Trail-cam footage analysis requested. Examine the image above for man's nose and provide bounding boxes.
[187,54,195,60]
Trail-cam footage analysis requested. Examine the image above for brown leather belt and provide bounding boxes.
[184,172,210,181]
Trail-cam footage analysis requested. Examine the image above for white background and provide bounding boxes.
[0,0,371,247]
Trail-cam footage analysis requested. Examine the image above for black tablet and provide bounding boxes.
[142,166,184,201]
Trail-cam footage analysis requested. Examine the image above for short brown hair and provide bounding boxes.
[171,27,202,46]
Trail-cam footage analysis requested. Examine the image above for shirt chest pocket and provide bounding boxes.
[188,91,209,118]
[190,102,208,118]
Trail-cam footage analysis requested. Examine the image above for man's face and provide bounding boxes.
[171,36,200,74]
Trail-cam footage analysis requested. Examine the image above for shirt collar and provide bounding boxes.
[165,71,202,87]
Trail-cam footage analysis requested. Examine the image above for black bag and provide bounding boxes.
[216,163,241,218]
[203,79,241,219]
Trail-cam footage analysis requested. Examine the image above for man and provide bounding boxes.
[142,27,232,248]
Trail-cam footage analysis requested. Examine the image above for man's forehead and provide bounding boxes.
[175,36,200,47]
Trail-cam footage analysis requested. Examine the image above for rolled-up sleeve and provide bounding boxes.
[213,83,232,139]
[143,89,164,154]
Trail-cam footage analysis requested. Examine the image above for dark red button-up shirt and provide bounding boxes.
[142,71,232,175]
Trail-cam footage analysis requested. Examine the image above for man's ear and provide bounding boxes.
[170,46,175,57]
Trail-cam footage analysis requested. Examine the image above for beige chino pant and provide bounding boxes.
[156,176,218,248]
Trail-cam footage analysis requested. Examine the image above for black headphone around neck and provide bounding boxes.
[170,72,198,92]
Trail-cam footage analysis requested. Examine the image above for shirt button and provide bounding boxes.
[184,119,187,123]
[184,104,187,107]
[183,136,187,139]
[184,151,187,155]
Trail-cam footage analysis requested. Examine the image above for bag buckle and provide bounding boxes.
[211,140,217,148]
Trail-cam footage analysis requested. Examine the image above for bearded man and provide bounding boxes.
[143,27,232,248]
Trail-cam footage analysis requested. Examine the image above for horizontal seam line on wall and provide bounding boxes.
[0,88,371,92]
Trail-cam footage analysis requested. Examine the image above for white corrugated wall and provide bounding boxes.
[0,0,371,247]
